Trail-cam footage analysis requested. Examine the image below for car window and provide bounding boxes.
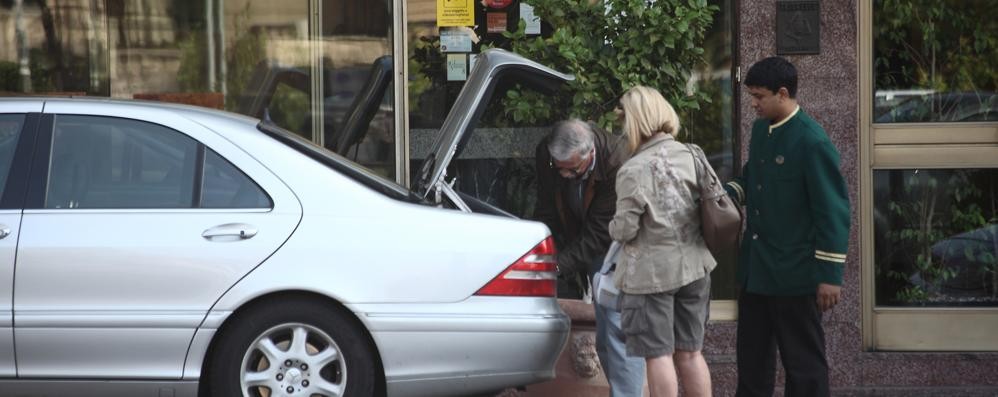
[201,149,271,209]
[46,115,198,209]
[0,114,25,202]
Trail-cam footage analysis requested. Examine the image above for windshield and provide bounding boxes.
[257,122,420,203]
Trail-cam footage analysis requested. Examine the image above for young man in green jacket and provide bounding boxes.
[725,57,850,397]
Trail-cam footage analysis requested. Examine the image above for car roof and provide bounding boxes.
[0,96,262,126]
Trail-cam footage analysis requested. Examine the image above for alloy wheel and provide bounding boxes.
[239,322,347,397]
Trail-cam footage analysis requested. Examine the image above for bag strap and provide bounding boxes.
[685,143,723,197]
[600,241,622,275]
[685,143,706,195]
[686,143,716,193]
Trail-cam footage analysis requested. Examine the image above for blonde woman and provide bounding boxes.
[609,86,716,397]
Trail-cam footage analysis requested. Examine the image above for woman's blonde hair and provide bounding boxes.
[619,86,681,152]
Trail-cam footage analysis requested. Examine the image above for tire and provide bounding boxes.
[207,298,376,397]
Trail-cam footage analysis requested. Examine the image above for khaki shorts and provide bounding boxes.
[620,275,711,358]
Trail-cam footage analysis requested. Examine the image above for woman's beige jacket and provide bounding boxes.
[609,133,716,294]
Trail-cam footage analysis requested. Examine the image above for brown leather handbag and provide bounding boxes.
[686,144,744,268]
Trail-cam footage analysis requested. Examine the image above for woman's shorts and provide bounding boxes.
[620,275,711,358]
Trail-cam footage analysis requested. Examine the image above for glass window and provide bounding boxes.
[113,0,305,122]
[46,115,198,209]
[317,0,396,178]
[201,149,270,208]
[684,0,735,299]
[0,114,25,200]
[864,1,998,350]
[683,0,735,183]
[873,0,997,123]
[0,1,109,95]
[874,168,998,307]
[2,0,397,179]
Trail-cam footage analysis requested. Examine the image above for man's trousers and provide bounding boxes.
[735,291,831,397]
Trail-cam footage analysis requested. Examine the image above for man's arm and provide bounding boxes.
[806,139,850,310]
[554,168,620,275]
[533,140,597,275]
[726,124,758,206]
[724,161,748,205]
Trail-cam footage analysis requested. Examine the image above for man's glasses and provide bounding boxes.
[550,148,595,179]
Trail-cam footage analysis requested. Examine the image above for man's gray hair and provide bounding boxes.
[548,119,595,162]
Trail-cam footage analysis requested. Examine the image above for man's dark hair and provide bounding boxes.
[745,56,798,98]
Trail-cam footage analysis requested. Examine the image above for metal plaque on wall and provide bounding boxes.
[776,0,820,55]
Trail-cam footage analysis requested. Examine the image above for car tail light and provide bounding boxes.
[475,237,558,297]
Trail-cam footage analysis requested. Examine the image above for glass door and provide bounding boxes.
[315,0,396,178]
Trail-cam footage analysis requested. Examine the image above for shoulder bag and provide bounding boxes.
[686,143,743,268]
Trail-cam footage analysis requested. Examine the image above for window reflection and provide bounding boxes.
[873,0,997,123]
[874,168,998,306]
[683,0,735,182]
[2,0,397,179]
[0,0,108,95]
[684,0,735,299]
[0,114,25,200]
[202,149,271,208]
[231,0,396,177]
[47,115,199,209]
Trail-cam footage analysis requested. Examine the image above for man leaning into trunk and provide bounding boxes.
[534,119,645,396]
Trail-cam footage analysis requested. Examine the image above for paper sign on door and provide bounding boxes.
[438,0,474,27]
[446,54,468,81]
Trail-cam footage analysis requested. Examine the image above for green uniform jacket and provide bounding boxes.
[724,107,850,296]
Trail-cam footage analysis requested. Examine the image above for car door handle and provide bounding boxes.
[0,226,9,240]
[202,223,258,241]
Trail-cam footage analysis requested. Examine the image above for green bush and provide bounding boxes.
[499,0,718,128]
[408,0,718,129]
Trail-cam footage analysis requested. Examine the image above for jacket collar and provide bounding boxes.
[635,133,674,154]
[769,105,801,134]
[589,128,612,182]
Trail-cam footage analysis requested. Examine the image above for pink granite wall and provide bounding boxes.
[722,1,998,395]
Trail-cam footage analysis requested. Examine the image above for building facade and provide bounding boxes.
[1,0,996,394]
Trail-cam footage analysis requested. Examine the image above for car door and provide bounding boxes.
[13,103,302,379]
[0,102,42,377]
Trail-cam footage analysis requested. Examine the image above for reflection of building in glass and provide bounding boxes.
[407,0,437,37]
[0,0,108,94]
[0,0,396,177]
[0,0,393,98]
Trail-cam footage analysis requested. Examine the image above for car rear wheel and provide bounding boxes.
[207,299,376,397]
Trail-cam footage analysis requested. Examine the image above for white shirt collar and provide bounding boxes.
[769,105,800,133]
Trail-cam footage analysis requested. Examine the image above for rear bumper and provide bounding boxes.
[350,298,571,397]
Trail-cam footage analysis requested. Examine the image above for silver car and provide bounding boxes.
[0,50,571,397]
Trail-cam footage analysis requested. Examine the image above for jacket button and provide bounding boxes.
[755,209,760,216]
[760,158,765,164]
[752,234,759,240]
[756,184,762,191]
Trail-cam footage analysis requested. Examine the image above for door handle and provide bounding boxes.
[202,223,258,241]
[0,226,9,240]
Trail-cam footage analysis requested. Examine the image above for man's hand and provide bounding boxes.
[816,283,841,312]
